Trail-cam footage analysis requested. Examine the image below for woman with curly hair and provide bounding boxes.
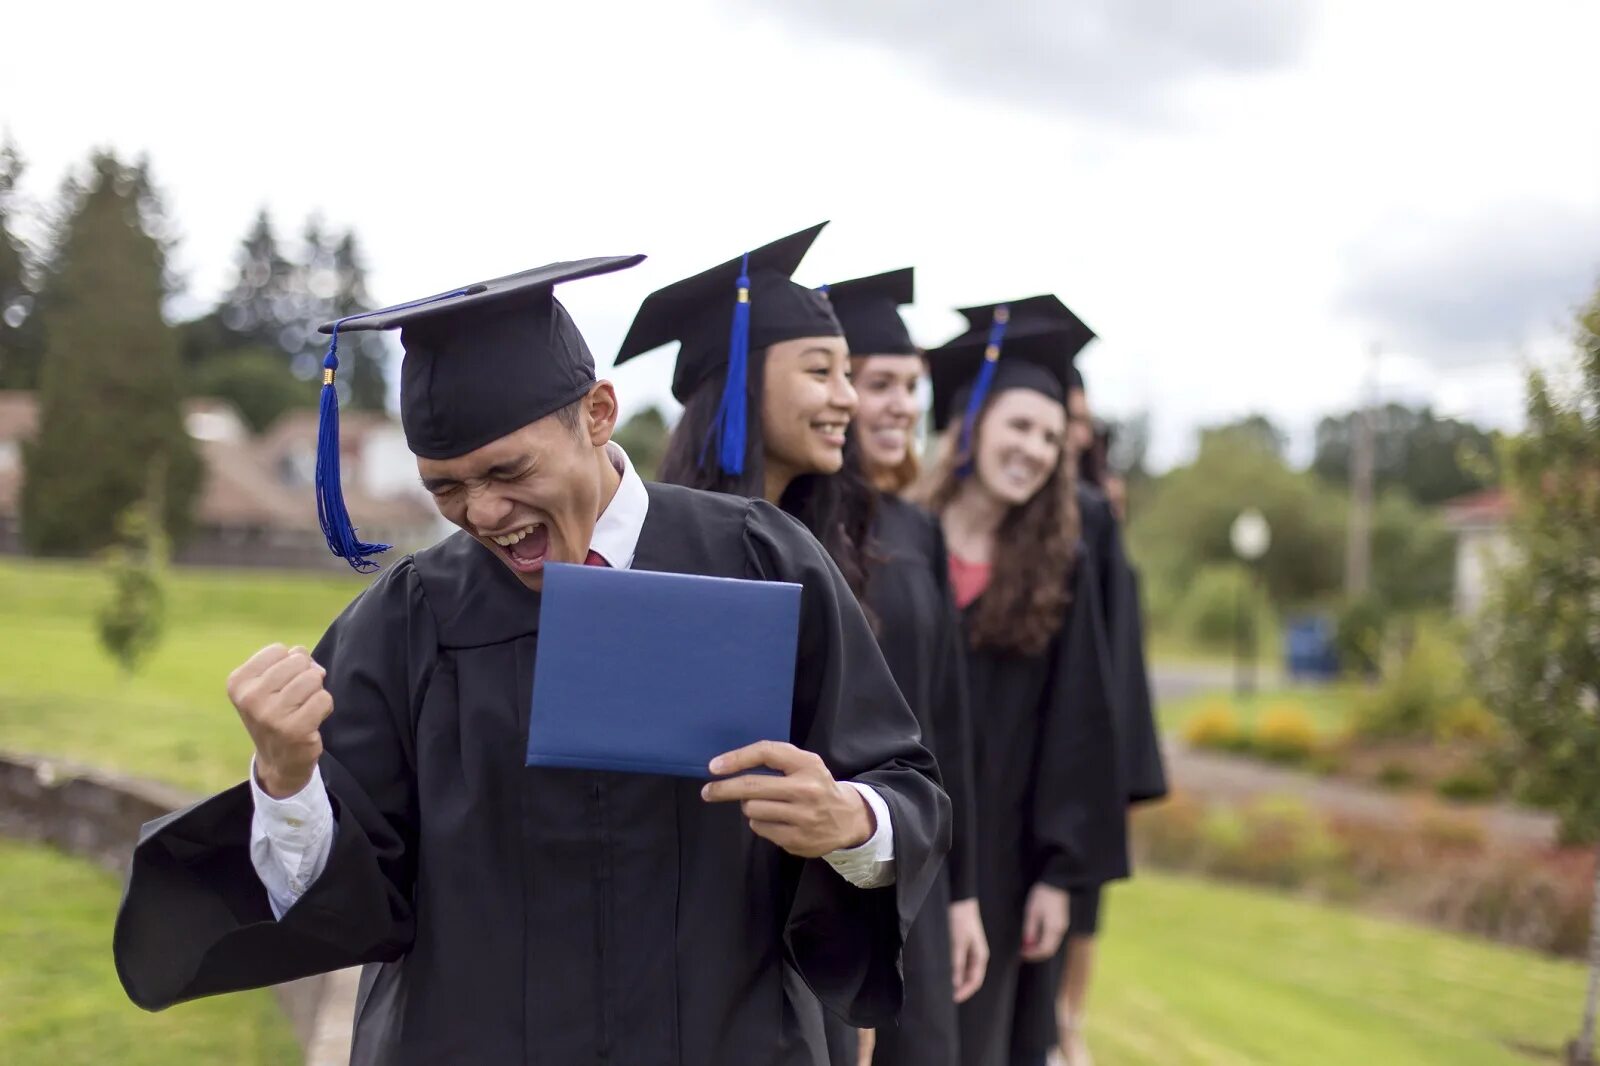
[912,297,1128,1066]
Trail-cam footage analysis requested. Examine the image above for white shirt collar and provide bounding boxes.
[588,442,649,570]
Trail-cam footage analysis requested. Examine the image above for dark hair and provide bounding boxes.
[1079,418,1111,488]
[910,399,1080,657]
[658,348,876,603]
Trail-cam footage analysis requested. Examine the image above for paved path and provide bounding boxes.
[1150,664,1561,849]
[1161,739,1560,847]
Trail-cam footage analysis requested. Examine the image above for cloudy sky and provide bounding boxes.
[4,0,1597,465]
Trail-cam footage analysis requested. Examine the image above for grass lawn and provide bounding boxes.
[0,558,369,792]
[1159,684,1364,741]
[1091,871,1584,1065]
[0,840,300,1065]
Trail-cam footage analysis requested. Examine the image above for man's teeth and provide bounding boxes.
[492,525,539,547]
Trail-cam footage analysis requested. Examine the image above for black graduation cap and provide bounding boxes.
[311,254,644,571]
[614,223,840,476]
[826,267,916,356]
[926,294,1097,433]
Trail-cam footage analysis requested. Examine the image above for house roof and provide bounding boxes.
[0,390,436,535]
[1441,487,1512,530]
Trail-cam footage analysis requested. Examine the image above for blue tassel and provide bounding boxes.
[957,305,1010,478]
[315,323,390,572]
[704,253,752,477]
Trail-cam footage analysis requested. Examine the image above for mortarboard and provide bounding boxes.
[312,254,645,571]
[926,295,1096,435]
[614,223,840,477]
[826,267,917,357]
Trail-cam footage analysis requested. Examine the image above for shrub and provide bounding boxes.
[1415,811,1489,853]
[1334,594,1386,677]
[1435,764,1501,803]
[1352,623,1471,741]
[1252,703,1321,764]
[1434,698,1502,744]
[1130,792,1594,958]
[1177,563,1275,652]
[1181,700,1244,752]
[1375,762,1417,790]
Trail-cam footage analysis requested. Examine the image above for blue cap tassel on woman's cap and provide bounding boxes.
[957,305,1010,476]
[703,253,753,477]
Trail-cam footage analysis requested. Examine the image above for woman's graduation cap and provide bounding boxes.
[926,295,1095,474]
[614,223,840,477]
[826,267,917,357]
[312,254,645,571]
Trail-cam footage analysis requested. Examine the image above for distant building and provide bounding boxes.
[0,391,447,568]
[1441,487,1514,618]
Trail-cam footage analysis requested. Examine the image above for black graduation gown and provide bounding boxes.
[1007,488,1167,1062]
[1079,485,1167,804]
[824,495,978,1066]
[953,551,1129,1066]
[113,483,951,1066]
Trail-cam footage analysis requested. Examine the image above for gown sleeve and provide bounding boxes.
[1028,552,1131,892]
[114,560,435,1010]
[1106,534,1169,803]
[926,518,980,903]
[742,499,952,1028]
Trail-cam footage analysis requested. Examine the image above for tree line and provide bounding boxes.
[0,140,385,556]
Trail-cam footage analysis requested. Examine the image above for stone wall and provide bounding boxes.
[0,749,357,1065]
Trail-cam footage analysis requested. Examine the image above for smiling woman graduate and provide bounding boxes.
[911,296,1129,1066]
[112,255,950,1066]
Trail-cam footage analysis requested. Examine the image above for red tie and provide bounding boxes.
[584,550,609,567]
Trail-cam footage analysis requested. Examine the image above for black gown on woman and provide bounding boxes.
[828,494,979,1065]
[954,544,1129,1066]
[1008,486,1168,1063]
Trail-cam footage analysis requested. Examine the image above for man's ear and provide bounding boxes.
[585,380,619,447]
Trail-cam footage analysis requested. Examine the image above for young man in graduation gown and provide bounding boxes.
[112,255,951,1066]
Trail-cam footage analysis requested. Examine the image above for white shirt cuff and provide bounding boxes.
[823,782,897,889]
[248,757,336,919]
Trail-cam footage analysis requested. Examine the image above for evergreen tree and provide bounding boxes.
[21,151,201,554]
[329,229,386,410]
[0,133,41,389]
[181,212,386,420]
[218,207,297,352]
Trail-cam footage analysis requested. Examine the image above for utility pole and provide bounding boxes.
[1345,343,1380,598]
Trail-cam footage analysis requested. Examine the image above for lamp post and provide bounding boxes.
[1230,508,1272,697]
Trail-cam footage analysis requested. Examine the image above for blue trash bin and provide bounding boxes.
[1284,615,1340,680]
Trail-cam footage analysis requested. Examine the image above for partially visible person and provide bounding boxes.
[822,268,987,1066]
[913,296,1129,1066]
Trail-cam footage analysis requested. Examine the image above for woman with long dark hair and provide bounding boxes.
[911,296,1128,1066]
[619,224,879,596]
[824,268,987,1066]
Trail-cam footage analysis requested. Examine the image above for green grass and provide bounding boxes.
[1091,871,1583,1065]
[0,840,300,1065]
[1159,684,1364,741]
[0,558,369,792]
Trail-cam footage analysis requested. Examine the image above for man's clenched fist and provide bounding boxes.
[227,643,333,799]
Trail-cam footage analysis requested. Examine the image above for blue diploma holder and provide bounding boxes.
[526,562,801,778]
